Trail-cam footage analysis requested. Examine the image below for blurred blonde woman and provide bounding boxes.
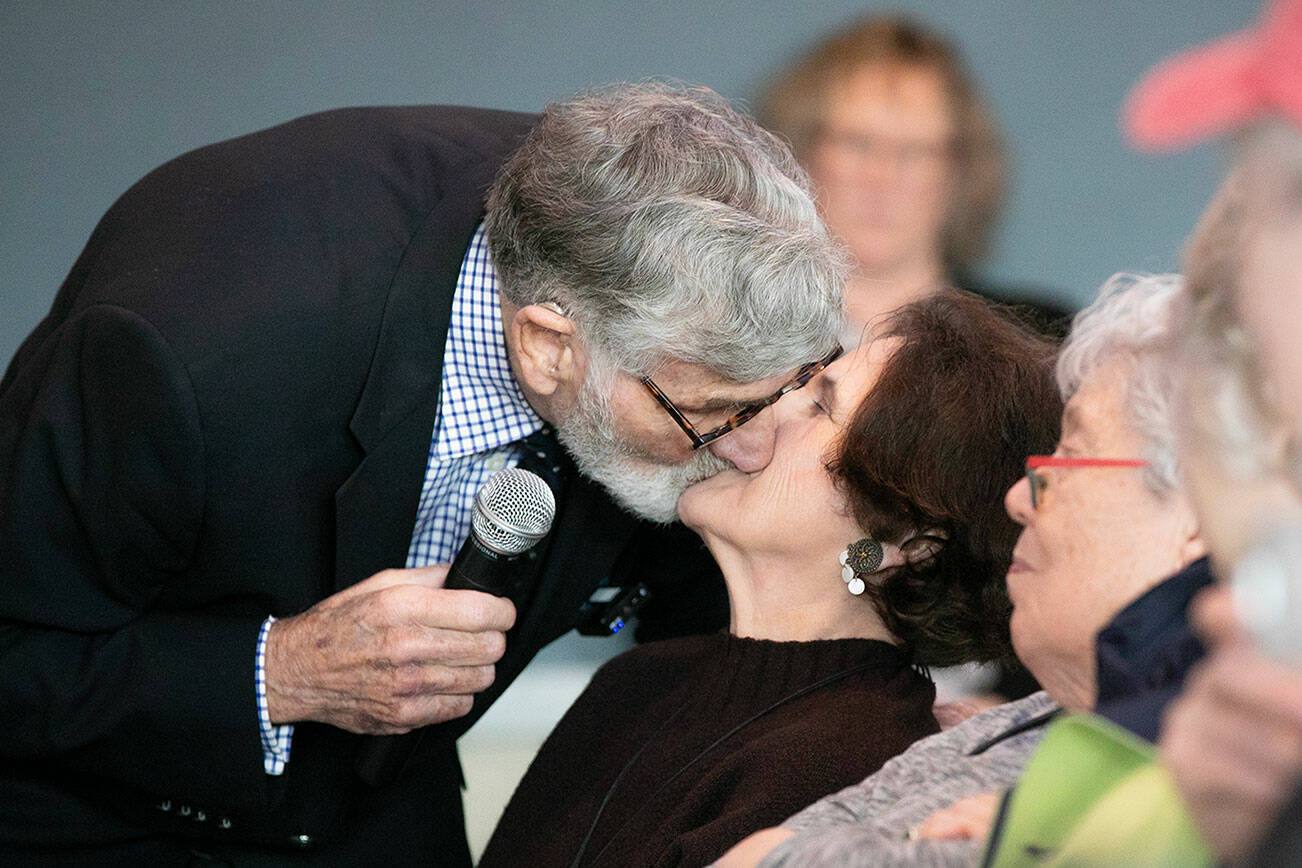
[760,14,1069,345]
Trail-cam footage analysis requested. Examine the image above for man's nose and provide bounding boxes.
[706,408,776,473]
[1005,475,1033,526]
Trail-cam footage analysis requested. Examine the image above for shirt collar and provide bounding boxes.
[434,224,545,460]
[1093,556,1213,704]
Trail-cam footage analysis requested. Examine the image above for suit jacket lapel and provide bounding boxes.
[333,153,501,593]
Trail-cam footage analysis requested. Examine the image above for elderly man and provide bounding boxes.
[0,84,844,864]
[715,271,1208,867]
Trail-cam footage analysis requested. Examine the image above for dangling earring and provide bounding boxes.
[839,538,884,596]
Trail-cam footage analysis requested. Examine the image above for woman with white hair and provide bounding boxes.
[717,272,1210,867]
[972,246,1302,868]
[1004,273,1208,739]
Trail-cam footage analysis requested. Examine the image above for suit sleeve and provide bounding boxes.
[0,303,274,811]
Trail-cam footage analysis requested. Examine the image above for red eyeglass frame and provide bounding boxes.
[1024,455,1149,509]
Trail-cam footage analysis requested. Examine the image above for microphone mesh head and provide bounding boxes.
[472,467,557,555]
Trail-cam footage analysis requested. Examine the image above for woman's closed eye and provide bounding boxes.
[805,375,840,419]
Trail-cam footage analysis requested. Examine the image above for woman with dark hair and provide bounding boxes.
[478,290,1060,868]
[832,294,1056,666]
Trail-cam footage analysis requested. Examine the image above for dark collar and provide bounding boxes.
[1094,557,1214,709]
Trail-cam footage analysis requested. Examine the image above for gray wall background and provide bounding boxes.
[3,1,1256,367]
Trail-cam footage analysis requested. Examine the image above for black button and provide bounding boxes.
[179,805,192,817]
[289,834,313,848]
[157,800,172,812]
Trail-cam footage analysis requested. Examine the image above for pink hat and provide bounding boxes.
[1123,0,1302,151]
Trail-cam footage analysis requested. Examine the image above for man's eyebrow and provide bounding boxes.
[685,367,823,415]
[692,395,758,414]
[683,382,784,414]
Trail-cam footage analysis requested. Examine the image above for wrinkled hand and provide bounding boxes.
[1159,586,1302,862]
[264,565,516,734]
[912,791,1001,841]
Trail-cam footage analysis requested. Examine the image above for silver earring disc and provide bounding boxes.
[847,538,884,573]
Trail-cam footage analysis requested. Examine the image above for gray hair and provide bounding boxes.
[1056,272,1184,496]
[485,82,846,381]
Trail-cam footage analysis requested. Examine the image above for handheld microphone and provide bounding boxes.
[443,466,557,596]
[355,466,556,786]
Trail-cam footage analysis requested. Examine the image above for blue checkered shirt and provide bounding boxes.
[256,223,545,774]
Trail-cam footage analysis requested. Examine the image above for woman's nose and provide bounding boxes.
[1005,474,1033,526]
[706,408,776,473]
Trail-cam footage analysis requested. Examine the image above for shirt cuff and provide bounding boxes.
[256,615,295,775]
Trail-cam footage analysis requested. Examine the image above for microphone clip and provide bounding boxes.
[575,581,650,636]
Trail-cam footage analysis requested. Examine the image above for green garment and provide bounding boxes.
[985,714,1214,867]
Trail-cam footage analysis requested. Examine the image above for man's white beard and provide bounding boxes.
[555,368,730,524]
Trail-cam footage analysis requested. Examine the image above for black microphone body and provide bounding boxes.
[354,467,556,786]
[443,531,519,596]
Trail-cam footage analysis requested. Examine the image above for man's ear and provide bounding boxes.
[508,302,585,412]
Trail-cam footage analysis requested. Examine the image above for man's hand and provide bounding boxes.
[263,565,516,734]
[1159,586,1302,862]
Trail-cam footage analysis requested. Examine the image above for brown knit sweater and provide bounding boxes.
[478,632,938,868]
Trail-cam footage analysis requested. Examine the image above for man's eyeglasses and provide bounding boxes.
[1025,455,1149,509]
[641,345,844,450]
